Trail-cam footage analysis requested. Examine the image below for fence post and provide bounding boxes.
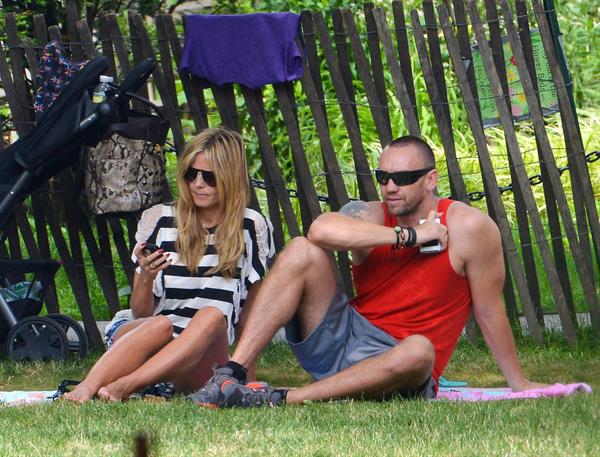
[467,1,578,344]
[438,2,544,344]
[450,0,520,324]
[483,0,543,325]
[372,8,420,137]
[542,0,599,272]
[313,12,378,203]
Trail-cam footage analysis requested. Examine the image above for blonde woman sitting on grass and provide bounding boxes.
[65,127,274,402]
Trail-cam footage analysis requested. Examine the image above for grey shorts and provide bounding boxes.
[285,281,436,400]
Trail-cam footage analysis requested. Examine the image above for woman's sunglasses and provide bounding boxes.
[374,167,433,186]
[183,167,217,187]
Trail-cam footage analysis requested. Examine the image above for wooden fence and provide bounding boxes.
[0,0,598,347]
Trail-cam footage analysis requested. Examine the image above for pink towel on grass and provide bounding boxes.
[0,383,592,405]
[436,383,592,401]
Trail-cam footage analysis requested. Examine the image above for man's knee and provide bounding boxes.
[391,335,435,377]
[276,236,328,271]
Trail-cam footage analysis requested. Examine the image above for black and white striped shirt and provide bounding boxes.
[132,204,275,344]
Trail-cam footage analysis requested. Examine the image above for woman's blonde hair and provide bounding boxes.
[175,128,250,278]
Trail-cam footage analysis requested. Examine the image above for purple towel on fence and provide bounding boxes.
[180,13,304,89]
[436,383,592,401]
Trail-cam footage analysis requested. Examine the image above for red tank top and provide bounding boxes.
[350,199,471,388]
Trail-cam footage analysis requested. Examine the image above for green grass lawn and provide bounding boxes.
[0,336,599,456]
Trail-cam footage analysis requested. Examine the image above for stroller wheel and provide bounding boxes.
[46,314,89,359]
[5,316,69,361]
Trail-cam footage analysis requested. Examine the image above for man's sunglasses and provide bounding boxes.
[183,167,217,187]
[374,167,434,186]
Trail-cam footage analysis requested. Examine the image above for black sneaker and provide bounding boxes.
[187,365,239,408]
[219,382,287,408]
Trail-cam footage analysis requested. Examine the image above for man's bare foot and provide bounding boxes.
[63,384,97,403]
[97,380,134,401]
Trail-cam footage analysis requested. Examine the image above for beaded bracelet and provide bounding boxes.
[393,225,417,249]
[392,226,404,250]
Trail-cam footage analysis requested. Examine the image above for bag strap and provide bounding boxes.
[104,114,170,144]
[48,379,81,400]
[119,91,166,122]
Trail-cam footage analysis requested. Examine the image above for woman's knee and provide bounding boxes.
[186,306,228,335]
[142,315,173,341]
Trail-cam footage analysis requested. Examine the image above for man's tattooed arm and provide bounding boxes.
[339,200,373,221]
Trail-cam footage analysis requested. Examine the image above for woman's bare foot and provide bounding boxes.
[97,379,135,402]
[63,383,97,403]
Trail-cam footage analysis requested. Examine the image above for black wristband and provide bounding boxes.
[405,226,417,247]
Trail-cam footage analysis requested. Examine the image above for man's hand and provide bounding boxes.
[414,210,448,250]
[511,379,551,392]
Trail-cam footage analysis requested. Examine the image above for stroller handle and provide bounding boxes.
[79,101,112,130]
[78,58,156,132]
[114,58,155,103]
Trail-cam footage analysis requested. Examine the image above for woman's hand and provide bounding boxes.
[134,243,171,279]
[414,210,448,251]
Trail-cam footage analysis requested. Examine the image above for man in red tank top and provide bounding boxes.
[190,135,548,408]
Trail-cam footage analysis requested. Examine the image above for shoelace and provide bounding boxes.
[240,385,272,407]
[210,365,237,384]
[191,367,237,400]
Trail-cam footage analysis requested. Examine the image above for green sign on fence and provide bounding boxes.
[472,30,560,128]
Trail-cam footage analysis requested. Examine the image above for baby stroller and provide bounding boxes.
[0,53,156,361]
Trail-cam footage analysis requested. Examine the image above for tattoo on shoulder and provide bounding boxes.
[340,200,372,220]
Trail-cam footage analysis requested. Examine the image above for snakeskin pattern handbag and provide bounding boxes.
[83,112,170,215]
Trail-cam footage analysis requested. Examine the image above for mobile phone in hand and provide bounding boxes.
[418,218,442,254]
[141,242,160,257]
